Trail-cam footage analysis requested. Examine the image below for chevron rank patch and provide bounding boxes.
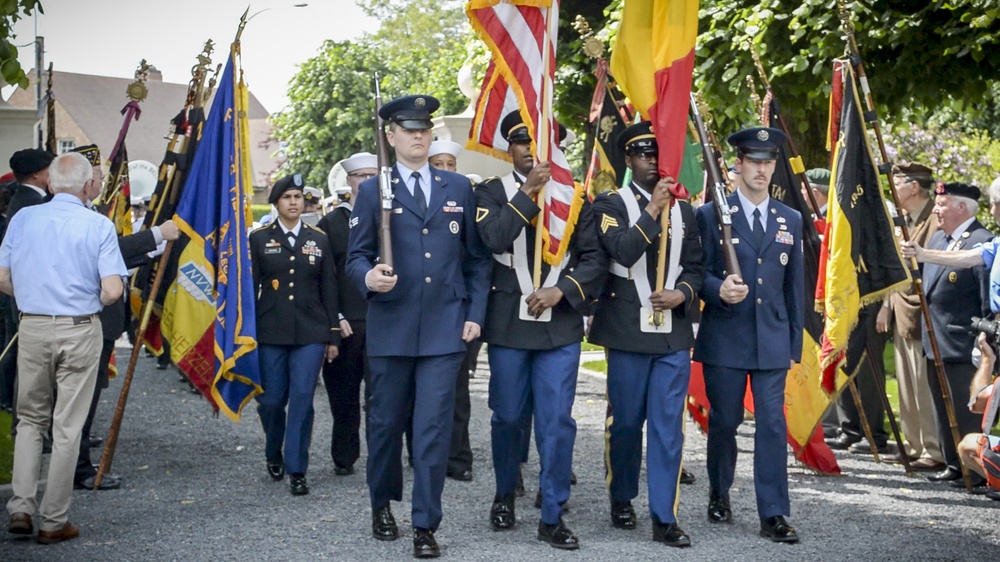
[600,214,619,233]
[476,207,489,222]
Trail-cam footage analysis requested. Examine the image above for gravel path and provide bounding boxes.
[2,343,999,561]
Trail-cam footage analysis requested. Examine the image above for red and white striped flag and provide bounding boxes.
[466,0,584,266]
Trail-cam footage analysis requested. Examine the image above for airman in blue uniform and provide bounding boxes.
[693,126,804,543]
[346,94,491,559]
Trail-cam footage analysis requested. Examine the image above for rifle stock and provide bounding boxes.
[374,73,394,273]
[690,93,741,279]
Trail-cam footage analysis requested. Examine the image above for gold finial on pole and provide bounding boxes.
[125,59,151,103]
[572,15,605,59]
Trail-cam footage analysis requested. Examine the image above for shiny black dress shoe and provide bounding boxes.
[490,494,516,531]
[949,473,987,488]
[266,459,285,481]
[680,467,696,485]
[87,434,104,449]
[372,506,399,541]
[413,527,440,558]
[824,432,861,450]
[74,473,121,490]
[848,440,888,454]
[289,474,309,496]
[760,516,799,543]
[537,518,579,550]
[447,469,473,482]
[610,500,636,530]
[707,492,732,523]
[333,463,355,476]
[927,466,962,482]
[652,519,691,547]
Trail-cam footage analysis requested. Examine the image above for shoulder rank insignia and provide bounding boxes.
[600,214,619,233]
[476,207,489,222]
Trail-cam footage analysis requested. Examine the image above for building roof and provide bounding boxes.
[6,69,280,187]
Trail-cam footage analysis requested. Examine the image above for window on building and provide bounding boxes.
[58,139,76,154]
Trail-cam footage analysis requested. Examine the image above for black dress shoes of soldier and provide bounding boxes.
[289,474,308,496]
[707,492,732,523]
[333,463,354,476]
[927,466,962,482]
[680,467,696,485]
[266,459,284,482]
[372,506,399,541]
[759,516,799,543]
[610,500,636,530]
[537,518,579,550]
[413,527,440,558]
[490,494,516,531]
[652,518,691,548]
[447,469,473,482]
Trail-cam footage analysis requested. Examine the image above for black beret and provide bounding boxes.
[378,94,439,130]
[617,121,657,154]
[71,144,102,167]
[268,173,305,204]
[500,110,531,144]
[934,181,981,201]
[727,127,786,160]
[9,148,54,176]
[892,161,933,181]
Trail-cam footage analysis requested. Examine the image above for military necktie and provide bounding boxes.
[752,208,765,246]
[412,171,427,216]
[287,231,296,246]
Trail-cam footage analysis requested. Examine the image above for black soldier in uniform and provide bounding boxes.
[249,173,340,496]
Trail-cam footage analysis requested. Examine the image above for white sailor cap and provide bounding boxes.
[338,152,378,173]
[429,140,463,159]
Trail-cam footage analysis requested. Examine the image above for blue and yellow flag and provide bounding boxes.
[161,45,261,421]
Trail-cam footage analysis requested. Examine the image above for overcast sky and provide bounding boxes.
[7,0,380,113]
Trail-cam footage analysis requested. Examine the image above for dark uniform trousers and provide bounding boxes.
[318,205,370,470]
[447,339,478,475]
[693,194,804,521]
[75,229,158,483]
[475,173,606,524]
[250,221,340,477]
[834,304,889,445]
[920,224,992,471]
[346,166,491,532]
[590,189,703,525]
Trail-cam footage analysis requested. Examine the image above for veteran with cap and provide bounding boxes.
[589,121,703,547]
[802,168,830,219]
[900,181,993,484]
[250,173,341,496]
[346,94,491,558]
[694,126,804,543]
[475,109,605,549]
[318,151,376,477]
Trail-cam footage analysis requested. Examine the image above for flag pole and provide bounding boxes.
[532,5,557,289]
[94,241,175,488]
[838,0,969,491]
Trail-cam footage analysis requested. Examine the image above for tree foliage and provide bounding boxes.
[0,0,43,89]
[272,0,471,189]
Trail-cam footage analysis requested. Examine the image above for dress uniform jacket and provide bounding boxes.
[6,184,46,222]
[589,188,703,353]
[694,194,805,369]
[474,173,606,348]
[889,200,937,340]
[346,166,492,357]
[100,230,158,341]
[318,204,367,322]
[250,222,340,347]
[920,222,992,363]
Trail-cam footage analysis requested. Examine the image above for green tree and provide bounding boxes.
[272,0,472,188]
[0,0,43,89]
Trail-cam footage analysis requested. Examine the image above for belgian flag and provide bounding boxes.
[817,62,910,394]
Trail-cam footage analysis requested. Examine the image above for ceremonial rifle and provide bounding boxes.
[373,73,394,274]
[837,0,970,491]
[690,93,741,279]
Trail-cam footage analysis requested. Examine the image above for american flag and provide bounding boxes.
[466,0,583,267]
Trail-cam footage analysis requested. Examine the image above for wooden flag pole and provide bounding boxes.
[94,240,175,488]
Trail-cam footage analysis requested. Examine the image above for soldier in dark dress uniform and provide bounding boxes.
[318,152,376,476]
[694,127,804,543]
[475,110,606,550]
[346,95,491,559]
[589,122,704,547]
[249,173,340,496]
